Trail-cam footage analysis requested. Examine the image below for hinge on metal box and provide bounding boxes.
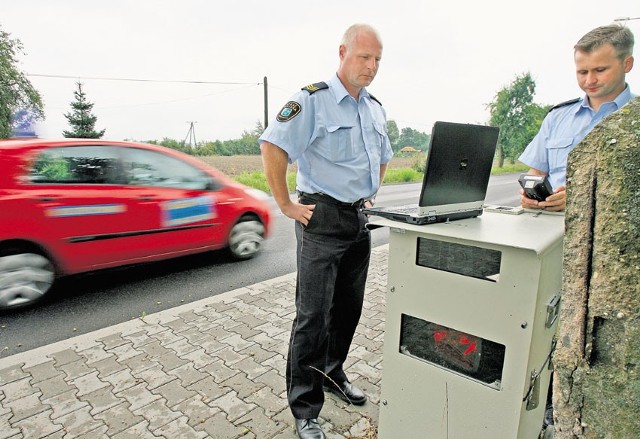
[546,294,561,328]
[525,369,541,410]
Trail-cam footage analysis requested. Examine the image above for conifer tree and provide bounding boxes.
[63,82,105,138]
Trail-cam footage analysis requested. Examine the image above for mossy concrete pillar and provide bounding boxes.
[554,97,640,438]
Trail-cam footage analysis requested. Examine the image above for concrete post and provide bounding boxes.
[554,97,640,437]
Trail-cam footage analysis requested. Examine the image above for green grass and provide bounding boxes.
[235,164,530,194]
[384,168,422,183]
[490,162,529,175]
[235,171,297,193]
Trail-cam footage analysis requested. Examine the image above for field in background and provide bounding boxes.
[197,154,527,194]
[198,155,416,178]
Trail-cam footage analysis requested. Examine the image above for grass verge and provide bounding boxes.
[234,163,529,194]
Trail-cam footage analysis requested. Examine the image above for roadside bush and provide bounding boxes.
[411,152,427,173]
[384,168,422,183]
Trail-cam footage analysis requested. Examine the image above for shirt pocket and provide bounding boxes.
[364,122,385,149]
[317,124,354,162]
[545,137,574,177]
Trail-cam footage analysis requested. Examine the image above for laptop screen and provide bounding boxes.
[418,121,499,208]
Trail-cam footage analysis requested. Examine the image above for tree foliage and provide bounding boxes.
[396,126,430,152]
[0,25,44,139]
[487,72,548,166]
[63,81,105,138]
[386,119,400,147]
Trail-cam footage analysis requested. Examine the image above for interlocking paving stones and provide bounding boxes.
[0,245,390,438]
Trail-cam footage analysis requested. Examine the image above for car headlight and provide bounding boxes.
[244,188,270,200]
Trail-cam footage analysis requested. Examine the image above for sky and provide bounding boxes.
[2,0,638,142]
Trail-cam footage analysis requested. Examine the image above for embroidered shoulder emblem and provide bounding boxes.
[276,101,302,122]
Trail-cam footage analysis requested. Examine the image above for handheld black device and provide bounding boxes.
[518,174,553,201]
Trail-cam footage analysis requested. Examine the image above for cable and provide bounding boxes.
[27,73,260,86]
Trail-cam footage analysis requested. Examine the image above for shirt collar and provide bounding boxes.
[328,73,369,104]
[578,84,633,113]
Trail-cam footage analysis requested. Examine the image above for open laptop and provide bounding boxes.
[363,121,499,225]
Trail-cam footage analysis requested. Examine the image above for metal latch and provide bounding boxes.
[523,338,557,411]
[545,294,561,328]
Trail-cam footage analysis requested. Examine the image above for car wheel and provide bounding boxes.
[227,219,265,260]
[0,250,55,309]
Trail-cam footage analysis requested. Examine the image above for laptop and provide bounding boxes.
[363,121,499,225]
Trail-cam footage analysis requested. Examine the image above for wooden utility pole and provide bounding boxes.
[263,76,269,129]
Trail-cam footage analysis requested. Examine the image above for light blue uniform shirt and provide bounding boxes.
[518,85,634,189]
[259,74,393,203]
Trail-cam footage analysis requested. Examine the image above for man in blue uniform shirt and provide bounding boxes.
[519,23,634,430]
[259,23,392,439]
[519,24,634,212]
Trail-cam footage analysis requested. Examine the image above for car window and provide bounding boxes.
[121,148,215,190]
[29,146,125,184]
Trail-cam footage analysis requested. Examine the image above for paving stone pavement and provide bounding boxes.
[0,245,389,439]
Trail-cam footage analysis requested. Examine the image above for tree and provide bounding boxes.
[0,25,44,139]
[488,72,546,166]
[251,119,265,137]
[386,119,400,149]
[63,81,105,138]
[396,126,430,152]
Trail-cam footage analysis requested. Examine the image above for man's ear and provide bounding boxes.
[624,55,634,73]
[339,44,346,61]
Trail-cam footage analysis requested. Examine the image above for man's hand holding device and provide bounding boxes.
[519,173,566,212]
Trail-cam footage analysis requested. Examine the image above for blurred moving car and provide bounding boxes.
[0,138,273,310]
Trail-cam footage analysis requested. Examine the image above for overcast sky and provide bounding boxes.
[2,0,638,142]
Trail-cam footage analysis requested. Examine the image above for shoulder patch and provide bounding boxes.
[548,98,580,113]
[301,82,329,94]
[368,93,382,106]
[276,101,302,122]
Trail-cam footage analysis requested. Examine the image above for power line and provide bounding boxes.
[27,73,260,86]
[29,73,273,131]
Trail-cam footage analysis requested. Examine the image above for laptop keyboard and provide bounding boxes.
[380,204,419,214]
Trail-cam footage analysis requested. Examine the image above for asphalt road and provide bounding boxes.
[0,174,521,357]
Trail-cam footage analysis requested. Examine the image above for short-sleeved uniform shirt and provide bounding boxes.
[259,74,393,203]
[518,86,633,189]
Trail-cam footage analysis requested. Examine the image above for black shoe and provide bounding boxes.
[295,418,325,439]
[323,380,367,405]
[543,403,554,427]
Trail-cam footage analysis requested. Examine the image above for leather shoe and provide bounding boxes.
[323,380,367,405]
[543,403,554,427]
[295,418,325,439]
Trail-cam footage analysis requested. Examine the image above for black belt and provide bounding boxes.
[298,191,366,209]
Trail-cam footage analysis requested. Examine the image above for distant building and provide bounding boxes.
[399,146,419,154]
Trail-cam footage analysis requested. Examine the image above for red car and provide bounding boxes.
[0,138,272,310]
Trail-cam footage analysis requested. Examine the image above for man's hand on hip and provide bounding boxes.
[281,200,316,226]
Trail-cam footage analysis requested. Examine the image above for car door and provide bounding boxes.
[25,144,149,271]
[26,143,233,272]
[118,146,229,257]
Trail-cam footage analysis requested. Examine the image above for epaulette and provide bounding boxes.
[301,82,329,94]
[548,98,580,113]
[368,93,382,106]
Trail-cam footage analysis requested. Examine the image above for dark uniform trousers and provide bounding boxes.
[287,193,371,419]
